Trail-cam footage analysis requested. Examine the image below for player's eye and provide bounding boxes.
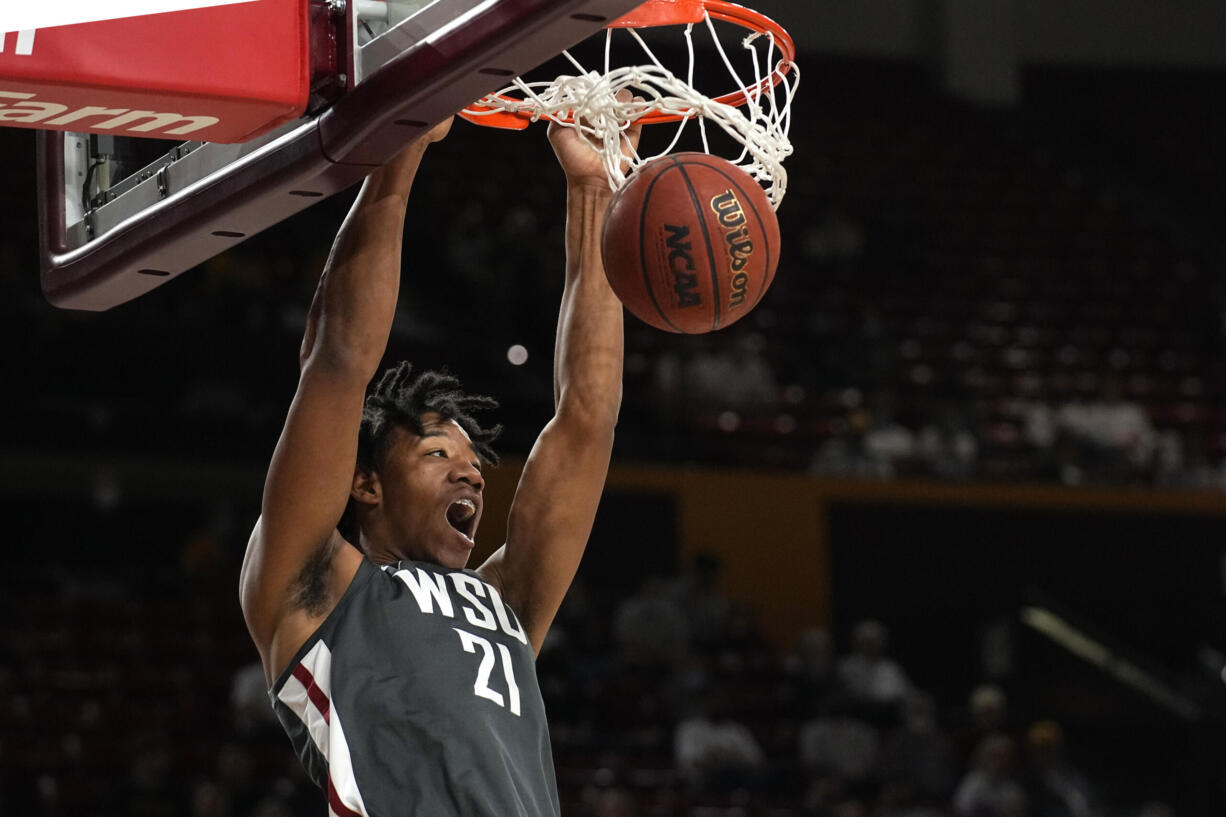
[426,449,447,458]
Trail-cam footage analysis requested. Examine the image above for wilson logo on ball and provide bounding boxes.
[710,190,754,309]
[601,152,779,334]
[663,224,702,308]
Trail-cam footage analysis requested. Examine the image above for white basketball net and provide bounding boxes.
[463,11,798,209]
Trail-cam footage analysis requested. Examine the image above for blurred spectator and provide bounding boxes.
[685,334,777,409]
[726,333,779,408]
[1169,427,1226,490]
[612,574,689,668]
[1023,720,1099,817]
[797,696,880,783]
[916,405,979,479]
[1055,377,1155,483]
[1151,429,1186,486]
[878,692,958,800]
[784,626,838,704]
[810,408,893,479]
[853,303,899,385]
[674,683,766,793]
[837,620,912,715]
[649,334,697,440]
[953,733,1027,817]
[1017,385,1059,452]
[956,684,1010,766]
[862,409,918,479]
[670,551,733,652]
[716,605,776,674]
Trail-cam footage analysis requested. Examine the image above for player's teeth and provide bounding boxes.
[452,499,476,521]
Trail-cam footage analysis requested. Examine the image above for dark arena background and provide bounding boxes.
[3,1,1226,815]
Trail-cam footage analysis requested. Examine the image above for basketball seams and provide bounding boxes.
[702,162,776,308]
[637,160,684,332]
[673,157,724,331]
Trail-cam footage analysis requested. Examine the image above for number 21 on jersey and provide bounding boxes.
[453,628,522,716]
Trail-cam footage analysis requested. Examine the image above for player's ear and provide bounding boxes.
[351,467,382,506]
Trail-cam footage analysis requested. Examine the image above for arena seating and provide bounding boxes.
[3,59,1224,816]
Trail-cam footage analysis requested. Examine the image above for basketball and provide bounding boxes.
[601,152,780,334]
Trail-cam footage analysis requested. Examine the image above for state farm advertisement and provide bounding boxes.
[0,0,309,143]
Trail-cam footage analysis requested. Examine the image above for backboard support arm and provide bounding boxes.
[39,0,644,310]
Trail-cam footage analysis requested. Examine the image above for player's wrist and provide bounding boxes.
[565,177,614,197]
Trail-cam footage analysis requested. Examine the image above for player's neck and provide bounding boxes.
[356,522,400,566]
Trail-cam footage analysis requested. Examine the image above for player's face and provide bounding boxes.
[378,414,485,568]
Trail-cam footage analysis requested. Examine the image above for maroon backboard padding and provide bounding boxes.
[39,0,643,310]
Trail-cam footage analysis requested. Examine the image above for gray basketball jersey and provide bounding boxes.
[268,558,560,817]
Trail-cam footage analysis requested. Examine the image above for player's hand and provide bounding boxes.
[421,115,454,145]
[548,91,643,189]
[378,115,454,187]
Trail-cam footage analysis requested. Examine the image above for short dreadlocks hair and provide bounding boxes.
[357,361,501,472]
[341,363,500,545]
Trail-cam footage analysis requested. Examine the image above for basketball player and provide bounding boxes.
[238,111,639,817]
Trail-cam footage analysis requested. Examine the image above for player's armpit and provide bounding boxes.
[242,523,363,683]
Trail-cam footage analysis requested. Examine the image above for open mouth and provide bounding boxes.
[445,498,478,542]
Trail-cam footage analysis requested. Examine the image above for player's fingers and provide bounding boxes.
[423,115,454,144]
[624,127,642,156]
[623,96,645,151]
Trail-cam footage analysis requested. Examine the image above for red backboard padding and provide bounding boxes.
[0,0,310,143]
[38,0,648,310]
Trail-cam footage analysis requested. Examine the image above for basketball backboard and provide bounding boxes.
[30,0,643,310]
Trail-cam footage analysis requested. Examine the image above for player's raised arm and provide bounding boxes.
[478,118,639,654]
[239,120,451,681]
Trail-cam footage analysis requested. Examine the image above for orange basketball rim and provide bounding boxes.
[460,0,797,130]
